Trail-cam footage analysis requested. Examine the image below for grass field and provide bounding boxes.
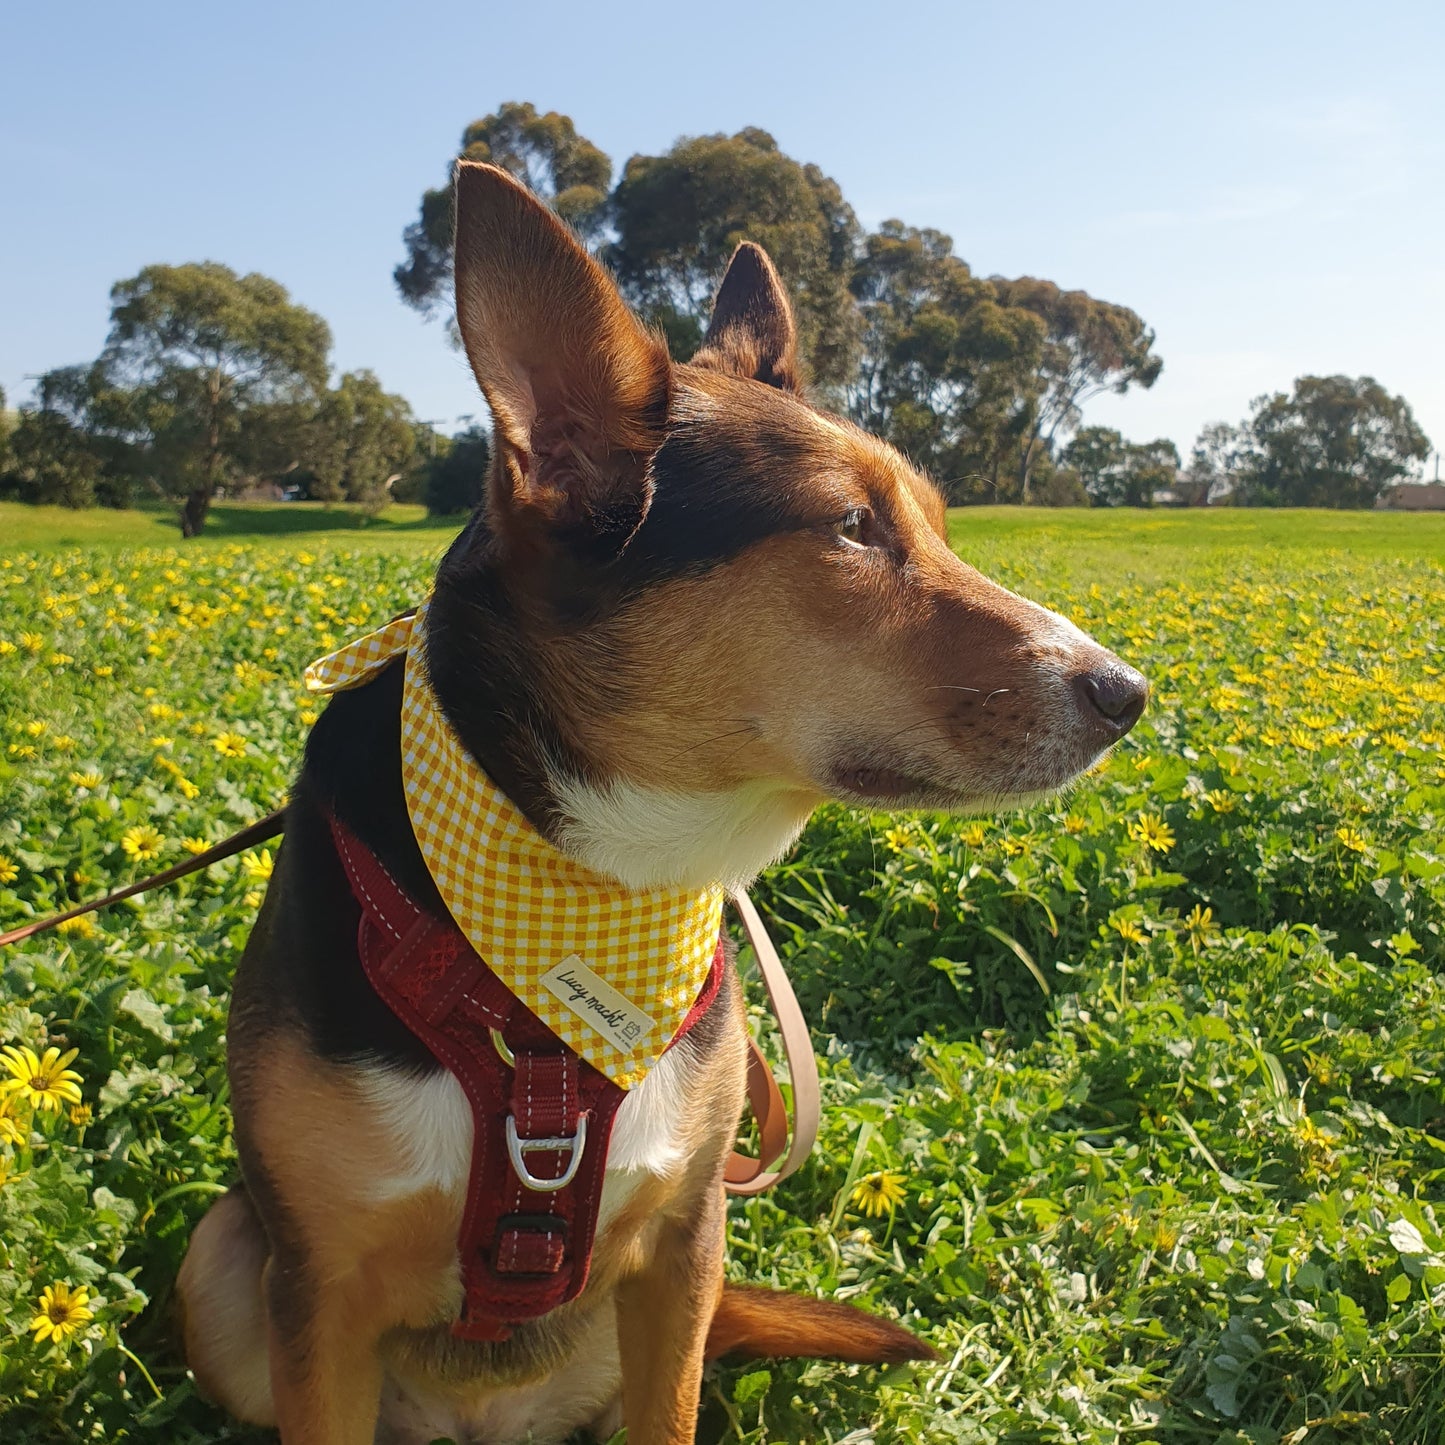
[0,505,1443,1443]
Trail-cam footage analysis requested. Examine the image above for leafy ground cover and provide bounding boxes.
[0,512,1442,1443]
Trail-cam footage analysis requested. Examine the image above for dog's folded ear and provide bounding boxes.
[453,161,671,555]
[691,242,803,395]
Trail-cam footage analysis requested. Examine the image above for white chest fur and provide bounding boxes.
[352,1040,697,1223]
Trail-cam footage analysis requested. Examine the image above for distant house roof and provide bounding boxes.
[1377,483,1445,510]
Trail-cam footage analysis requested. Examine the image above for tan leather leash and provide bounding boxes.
[0,810,819,1193]
[725,889,820,1195]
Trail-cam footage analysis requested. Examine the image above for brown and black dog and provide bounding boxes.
[176,162,1146,1444]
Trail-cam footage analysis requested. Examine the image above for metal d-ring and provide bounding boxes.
[504,1114,588,1192]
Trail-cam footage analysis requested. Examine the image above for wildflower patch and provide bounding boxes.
[0,529,1443,1441]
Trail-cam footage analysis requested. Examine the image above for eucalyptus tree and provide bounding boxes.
[609,127,861,390]
[848,221,1044,500]
[100,262,331,534]
[395,102,612,320]
[991,278,1162,501]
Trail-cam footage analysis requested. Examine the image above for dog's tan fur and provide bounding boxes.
[177,162,1145,1444]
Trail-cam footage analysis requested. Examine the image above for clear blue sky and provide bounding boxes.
[4,0,1442,467]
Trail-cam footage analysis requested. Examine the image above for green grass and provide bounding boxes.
[0,510,1442,1443]
[0,499,464,552]
[947,506,1445,572]
[7,497,1441,565]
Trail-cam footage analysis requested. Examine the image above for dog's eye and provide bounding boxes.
[837,508,873,549]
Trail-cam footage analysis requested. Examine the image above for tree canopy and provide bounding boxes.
[12,100,1434,524]
[1234,375,1430,507]
[2,263,426,532]
[990,278,1162,501]
[608,128,861,388]
[847,222,1045,499]
[422,425,492,516]
[100,262,332,534]
[394,102,612,318]
[1062,426,1180,507]
[305,370,422,512]
[393,102,1164,487]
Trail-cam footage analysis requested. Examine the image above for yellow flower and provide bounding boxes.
[1150,1219,1180,1253]
[174,776,200,800]
[1062,814,1086,834]
[30,1282,94,1345]
[0,1095,26,1147]
[0,856,17,885]
[1184,904,1219,951]
[243,889,264,909]
[52,734,76,752]
[1112,916,1148,946]
[181,836,211,855]
[1,1045,83,1113]
[850,1170,907,1218]
[24,720,48,737]
[1204,789,1237,814]
[0,640,14,656]
[93,664,114,678]
[121,825,164,861]
[882,826,913,854]
[300,707,319,726]
[1335,826,1368,854]
[68,1102,93,1128]
[961,822,987,848]
[212,732,248,758]
[241,848,273,882]
[1127,813,1176,853]
[8,743,37,759]
[48,653,74,667]
[19,632,44,653]
[149,735,174,749]
[56,916,97,939]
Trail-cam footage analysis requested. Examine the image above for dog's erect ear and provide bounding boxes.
[453,161,671,551]
[691,242,802,394]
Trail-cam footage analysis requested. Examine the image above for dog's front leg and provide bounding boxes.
[263,1249,385,1445]
[615,1188,728,1445]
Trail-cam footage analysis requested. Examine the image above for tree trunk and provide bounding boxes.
[180,362,224,539]
[1018,433,1040,505]
[180,487,211,538]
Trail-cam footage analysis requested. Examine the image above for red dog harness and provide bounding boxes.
[329,815,724,1341]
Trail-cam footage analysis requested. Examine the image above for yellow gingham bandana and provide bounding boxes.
[304,606,725,1089]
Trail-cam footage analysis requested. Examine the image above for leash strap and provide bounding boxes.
[725,890,821,1196]
[0,810,288,947]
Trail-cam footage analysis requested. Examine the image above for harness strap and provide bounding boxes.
[331,814,643,1338]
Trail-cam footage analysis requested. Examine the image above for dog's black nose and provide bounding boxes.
[1077,661,1148,736]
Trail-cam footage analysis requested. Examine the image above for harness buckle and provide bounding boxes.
[504,1113,588,1192]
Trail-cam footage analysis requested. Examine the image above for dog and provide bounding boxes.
[175,161,1147,1445]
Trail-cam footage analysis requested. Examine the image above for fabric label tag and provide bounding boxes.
[540,955,657,1053]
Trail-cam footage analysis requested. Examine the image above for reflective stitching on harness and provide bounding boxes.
[334,830,405,943]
